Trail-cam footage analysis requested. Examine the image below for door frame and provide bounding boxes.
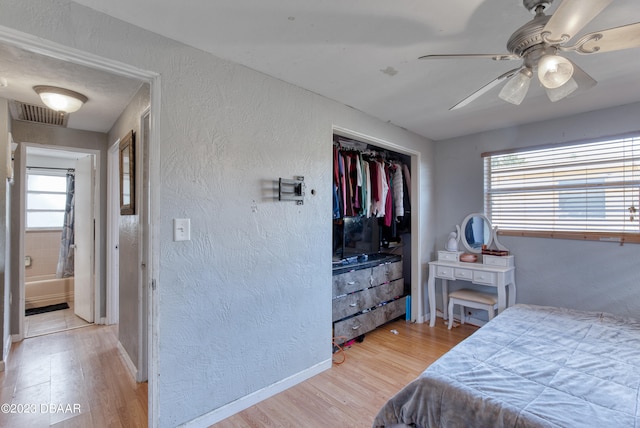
[138,107,151,382]
[0,25,161,427]
[18,144,101,338]
[106,139,120,325]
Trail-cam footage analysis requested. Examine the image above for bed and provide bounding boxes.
[373,304,640,428]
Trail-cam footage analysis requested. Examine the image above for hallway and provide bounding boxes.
[0,324,147,427]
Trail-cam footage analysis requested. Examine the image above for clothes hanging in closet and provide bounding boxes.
[333,145,411,228]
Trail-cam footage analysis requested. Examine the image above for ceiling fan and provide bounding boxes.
[420,0,640,110]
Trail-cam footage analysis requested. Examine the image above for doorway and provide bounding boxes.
[1,25,160,426]
[21,145,98,338]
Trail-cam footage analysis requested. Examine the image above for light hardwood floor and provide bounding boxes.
[0,316,476,428]
[212,318,477,427]
[0,324,147,428]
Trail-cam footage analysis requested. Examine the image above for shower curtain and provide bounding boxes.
[56,172,75,278]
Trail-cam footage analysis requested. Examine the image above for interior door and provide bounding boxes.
[74,154,95,322]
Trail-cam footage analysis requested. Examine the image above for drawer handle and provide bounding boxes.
[349,303,357,307]
[439,271,447,275]
[351,325,361,330]
[347,281,355,285]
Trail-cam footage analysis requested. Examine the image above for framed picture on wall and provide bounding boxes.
[119,130,135,215]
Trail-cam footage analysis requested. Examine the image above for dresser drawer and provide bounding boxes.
[454,268,473,280]
[372,261,403,284]
[473,270,497,285]
[332,268,372,296]
[332,279,404,321]
[333,297,406,342]
[433,265,454,280]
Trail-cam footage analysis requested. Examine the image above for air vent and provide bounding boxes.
[8,101,68,127]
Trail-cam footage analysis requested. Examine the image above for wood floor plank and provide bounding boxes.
[213,318,477,427]
[0,324,147,428]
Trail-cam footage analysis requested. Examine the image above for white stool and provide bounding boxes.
[448,289,498,330]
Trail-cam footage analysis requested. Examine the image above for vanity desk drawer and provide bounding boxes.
[437,251,462,262]
[454,268,473,280]
[483,255,514,267]
[433,266,454,280]
[473,270,497,285]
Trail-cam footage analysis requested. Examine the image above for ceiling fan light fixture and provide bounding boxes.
[33,85,88,113]
[537,54,574,89]
[499,68,533,105]
[545,77,579,102]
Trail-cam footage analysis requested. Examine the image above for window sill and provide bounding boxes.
[497,230,640,244]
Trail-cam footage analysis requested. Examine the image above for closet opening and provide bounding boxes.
[332,133,415,346]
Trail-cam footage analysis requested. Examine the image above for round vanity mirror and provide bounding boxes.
[460,213,492,253]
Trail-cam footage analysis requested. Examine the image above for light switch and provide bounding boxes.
[173,218,191,241]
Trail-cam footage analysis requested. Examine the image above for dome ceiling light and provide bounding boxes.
[33,85,88,113]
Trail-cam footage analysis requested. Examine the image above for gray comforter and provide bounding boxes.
[373,304,640,427]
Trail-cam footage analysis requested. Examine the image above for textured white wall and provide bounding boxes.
[434,102,640,319]
[0,1,435,426]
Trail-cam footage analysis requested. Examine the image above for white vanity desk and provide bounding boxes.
[427,259,515,327]
[428,212,516,327]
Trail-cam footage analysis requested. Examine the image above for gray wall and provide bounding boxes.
[9,121,108,331]
[0,1,435,426]
[434,102,640,319]
[108,83,149,376]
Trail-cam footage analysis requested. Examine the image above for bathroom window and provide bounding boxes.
[26,173,68,229]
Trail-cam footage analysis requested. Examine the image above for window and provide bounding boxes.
[484,135,640,243]
[26,173,68,229]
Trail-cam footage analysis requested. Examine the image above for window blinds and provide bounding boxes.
[484,135,640,236]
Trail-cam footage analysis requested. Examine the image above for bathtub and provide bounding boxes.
[25,275,74,309]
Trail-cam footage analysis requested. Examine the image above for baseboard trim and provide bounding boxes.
[117,341,138,380]
[179,358,332,427]
[0,334,11,372]
[3,334,10,358]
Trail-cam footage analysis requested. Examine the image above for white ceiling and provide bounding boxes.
[4,0,640,141]
[0,43,143,133]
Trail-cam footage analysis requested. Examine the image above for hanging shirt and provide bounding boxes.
[377,161,388,218]
[363,161,371,218]
[402,163,411,201]
[339,152,347,217]
[384,163,393,226]
[392,163,404,219]
[368,160,379,215]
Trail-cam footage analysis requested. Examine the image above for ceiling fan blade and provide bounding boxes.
[450,68,522,110]
[545,78,578,102]
[543,0,613,44]
[572,22,640,54]
[419,54,519,61]
[545,60,597,102]
[570,62,597,91]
